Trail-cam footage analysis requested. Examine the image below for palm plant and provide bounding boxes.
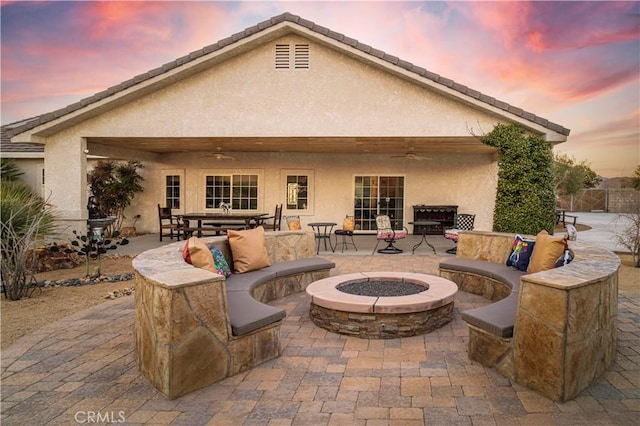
[0,158,24,182]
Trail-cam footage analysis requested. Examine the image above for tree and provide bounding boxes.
[631,165,640,190]
[553,154,601,210]
[616,205,640,267]
[88,160,144,236]
[481,124,556,235]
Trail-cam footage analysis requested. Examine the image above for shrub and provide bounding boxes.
[88,160,144,235]
[616,204,640,267]
[482,124,556,235]
[0,181,57,300]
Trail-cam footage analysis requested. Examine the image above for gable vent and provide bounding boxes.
[275,43,310,70]
[294,44,310,69]
[275,44,291,69]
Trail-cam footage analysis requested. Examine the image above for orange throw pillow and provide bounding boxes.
[288,219,301,230]
[227,226,271,273]
[527,230,567,273]
[182,237,215,273]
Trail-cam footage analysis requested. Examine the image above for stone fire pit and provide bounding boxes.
[306,272,458,338]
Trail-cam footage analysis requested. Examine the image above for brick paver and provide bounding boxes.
[1,251,638,425]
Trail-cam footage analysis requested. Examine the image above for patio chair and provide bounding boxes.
[262,204,283,231]
[373,214,408,254]
[158,204,185,241]
[334,215,358,252]
[444,213,475,254]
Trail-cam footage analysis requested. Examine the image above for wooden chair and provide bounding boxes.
[444,213,475,254]
[158,204,184,242]
[262,204,283,231]
[373,215,408,254]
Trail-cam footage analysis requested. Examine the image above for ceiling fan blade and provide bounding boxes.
[390,152,430,160]
[202,147,236,160]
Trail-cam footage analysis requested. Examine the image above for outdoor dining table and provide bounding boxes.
[181,212,269,237]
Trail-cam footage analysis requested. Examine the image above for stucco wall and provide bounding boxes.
[124,150,497,235]
[41,34,508,139]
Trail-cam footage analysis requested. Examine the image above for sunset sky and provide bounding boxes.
[1,1,638,178]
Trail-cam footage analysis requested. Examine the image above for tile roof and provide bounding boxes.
[1,119,44,154]
[4,12,570,140]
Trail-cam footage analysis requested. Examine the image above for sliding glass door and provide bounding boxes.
[353,176,404,231]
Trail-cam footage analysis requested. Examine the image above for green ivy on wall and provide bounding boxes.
[482,124,556,235]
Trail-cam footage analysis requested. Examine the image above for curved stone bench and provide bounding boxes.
[439,230,620,402]
[439,258,524,338]
[133,231,334,399]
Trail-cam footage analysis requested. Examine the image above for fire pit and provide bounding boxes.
[306,272,458,339]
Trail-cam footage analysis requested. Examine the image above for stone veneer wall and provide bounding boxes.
[132,231,319,399]
[455,230,620,402]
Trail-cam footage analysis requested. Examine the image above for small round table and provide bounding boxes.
[409,221,439,254]
[308,222,336,254]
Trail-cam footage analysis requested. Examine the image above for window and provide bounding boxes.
[165,175,181,209]
[162,169,185,212]
[275,43,310,70]
[286,175,308,210]
[205,174,258,210]
[354,176,405,231]
[282,170,314,214]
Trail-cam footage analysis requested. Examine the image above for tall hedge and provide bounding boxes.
[482,124,556,235]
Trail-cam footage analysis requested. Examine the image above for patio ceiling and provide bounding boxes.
[87,135,496,155]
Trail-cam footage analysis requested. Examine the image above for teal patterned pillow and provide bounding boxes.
[210,246,232,277]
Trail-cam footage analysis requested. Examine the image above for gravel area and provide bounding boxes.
[338,280,425,297]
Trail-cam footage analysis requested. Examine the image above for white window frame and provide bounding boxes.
[162,169,185,213]
[281,169,314,215]
[201,169,264,212]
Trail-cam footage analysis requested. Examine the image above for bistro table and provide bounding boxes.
[409,221,439,254]
[181,212,269,237]
[308,222,336,254]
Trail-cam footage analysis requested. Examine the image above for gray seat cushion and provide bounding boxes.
[226,291,286,336]
[461,295,518,338]
[225,269,277,292]
[224,257,335,336]
[269,258,336,277]
[439,258,524,291]
[440,258,527,338]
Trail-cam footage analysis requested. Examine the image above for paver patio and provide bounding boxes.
[1,248,638,425]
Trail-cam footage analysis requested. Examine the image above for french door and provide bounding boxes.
[353,176,405,231]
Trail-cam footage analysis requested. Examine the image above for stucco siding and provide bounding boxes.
[46,35,508,139]
[122,151,497,235]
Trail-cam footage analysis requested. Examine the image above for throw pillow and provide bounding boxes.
[182,236,215,273]
[506,235,536,272]
[210,246,232,277]
[343,216,355,231]
[287,218,301,230]
[554,248,574,268]
[227,226,271,273]
[527,230,568,273]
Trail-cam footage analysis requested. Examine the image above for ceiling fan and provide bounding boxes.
[204,147,236,161]
[390,152,430,161]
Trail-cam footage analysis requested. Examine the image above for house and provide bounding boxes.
[3,12,570,238]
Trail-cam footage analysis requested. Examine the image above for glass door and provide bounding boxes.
[353,176,404,231]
